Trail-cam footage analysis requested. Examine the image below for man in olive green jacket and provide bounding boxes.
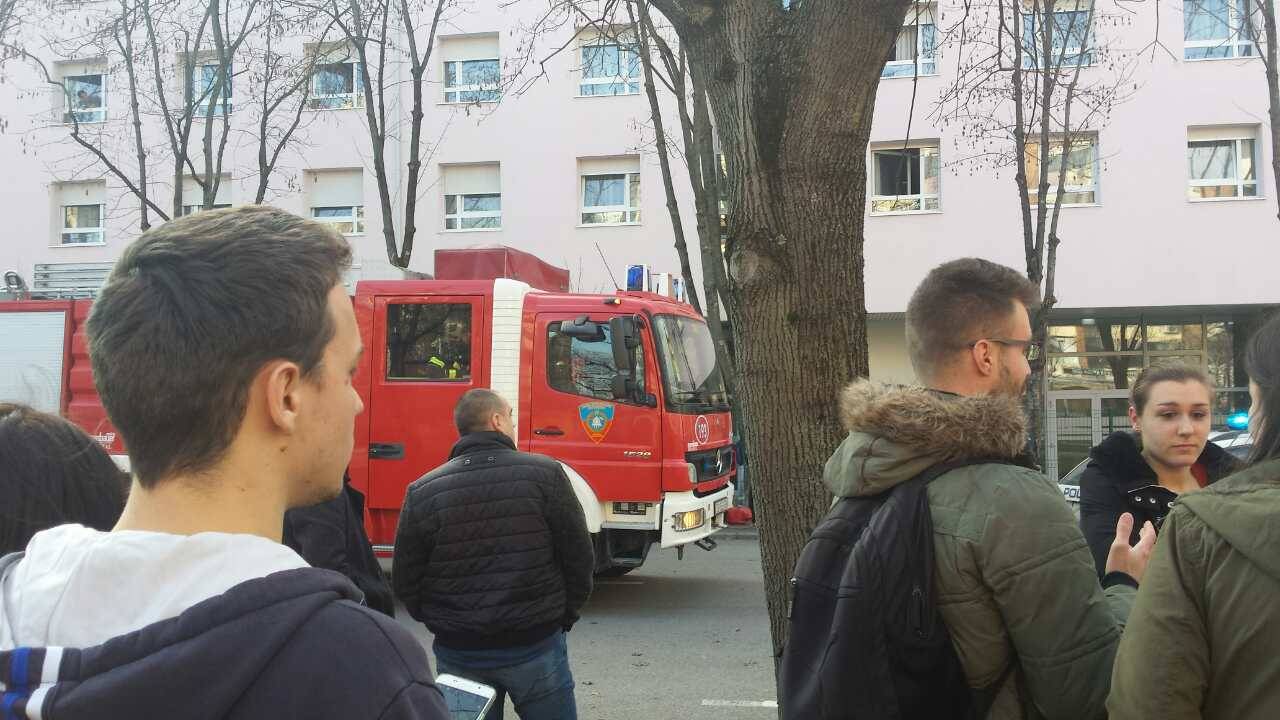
[1108,459,1280,719]
[826,259,1155,720]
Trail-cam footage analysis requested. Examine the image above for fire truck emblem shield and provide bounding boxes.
[578,402,616,443]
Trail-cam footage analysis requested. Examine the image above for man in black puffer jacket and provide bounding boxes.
[393,388,593,720]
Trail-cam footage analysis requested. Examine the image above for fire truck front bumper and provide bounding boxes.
[659,483,735,549]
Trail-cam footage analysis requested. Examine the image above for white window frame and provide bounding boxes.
[312,205,365,235]
[869,144,941,214]
[62,73,106,124]
[1020,0,1094,69]
[1183,0,1256,60]
[882,7,938,78]
[1187,136,1260,201]
[308,60,363,110]
[443,59,501,104]
[1025,135,1100,207]
[192,62,233,117]
[578,35,641,97]
[180,203,232,216]
[60,203,105,246]
[444,193,502,231]
[580,172,641,225]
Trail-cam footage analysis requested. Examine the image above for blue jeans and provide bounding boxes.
[434,632,577,720]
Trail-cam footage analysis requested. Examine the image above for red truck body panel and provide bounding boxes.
[4,265,733,555]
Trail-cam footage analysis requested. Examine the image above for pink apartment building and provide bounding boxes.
[0,0,1275,475]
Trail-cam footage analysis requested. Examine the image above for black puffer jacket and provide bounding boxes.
[392,432,593,650]
[283,476,396,617]
[1079,430,1238,576]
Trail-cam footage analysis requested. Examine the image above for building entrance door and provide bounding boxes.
[1046,391,1132,479]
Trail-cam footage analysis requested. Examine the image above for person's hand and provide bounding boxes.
[1104,512,1157,583]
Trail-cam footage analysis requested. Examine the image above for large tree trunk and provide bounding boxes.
[650,0,909,657]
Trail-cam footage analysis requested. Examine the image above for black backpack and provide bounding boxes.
[778,460,1017,720]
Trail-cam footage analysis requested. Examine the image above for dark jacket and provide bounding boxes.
[1079,431,1238,577]
[0,555,447,720]
[827,381,1135,720]
[284,475,396,617]
[392,432,594,650]
[1109,459,1280,719]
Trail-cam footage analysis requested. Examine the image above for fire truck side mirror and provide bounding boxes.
[608,315,642,403]
[610,374,634,401]
[608,316,639,373]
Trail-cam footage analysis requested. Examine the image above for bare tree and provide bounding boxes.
[932,0,1136,462]
[244,7,334,202]
[625,0,741,415]
[2,0,272,228]
[1237,0,1280,221]
[296,0,448,268]
[636,0,909,656]
[2,0,172,228]
[627,1,703,316]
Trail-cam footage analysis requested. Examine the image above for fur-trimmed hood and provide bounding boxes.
[824,380,1030,498]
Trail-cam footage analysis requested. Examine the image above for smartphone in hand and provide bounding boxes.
[437,673,498,720]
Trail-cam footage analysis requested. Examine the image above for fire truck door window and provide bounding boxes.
[386,303,472,381]
[546,321,644,401]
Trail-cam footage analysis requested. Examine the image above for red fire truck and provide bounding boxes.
[0,249,736,573]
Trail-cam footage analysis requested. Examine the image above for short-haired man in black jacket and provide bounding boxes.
[393,389,594,720]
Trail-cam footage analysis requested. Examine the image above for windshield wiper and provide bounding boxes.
[673,389,732,411]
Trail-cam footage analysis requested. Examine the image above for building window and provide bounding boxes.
[312,205,364,235]
[871,145,940,213]
[1024,135,1098,206]
[1184,0,1255,59]
[309,61,362,110]
[444,59,500,103]
[180,203,231,215]
[62,204,104,245]
[582,173,640,224]
[1188,136,1258,199]
[63,74,105,123]
[547,320,644,401]
[1021,0,1093,68]
[580,35,640,96]
[883,8,937,77]
[386,303,473,381]
[445,194,501,230]
[193,63,233,116]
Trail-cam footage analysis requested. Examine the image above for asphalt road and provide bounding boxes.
[395,529,779,719]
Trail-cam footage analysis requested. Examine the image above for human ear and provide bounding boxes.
[263,360,304,434]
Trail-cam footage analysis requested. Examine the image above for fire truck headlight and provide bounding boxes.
[672,509,706,532]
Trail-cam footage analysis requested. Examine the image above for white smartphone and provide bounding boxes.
[436,673,498,720]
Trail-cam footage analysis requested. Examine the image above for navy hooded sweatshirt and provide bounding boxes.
[0,544,447,719]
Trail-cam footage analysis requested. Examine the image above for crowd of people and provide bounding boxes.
[1,205,1278,719]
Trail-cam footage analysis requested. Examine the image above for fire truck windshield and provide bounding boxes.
[651,314,729,412]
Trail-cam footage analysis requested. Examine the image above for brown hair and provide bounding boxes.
[1245,312,1280,464]
[454,389,509,435]
[905,258,1040,380]
[86,206,352,488]
[0,403,127,554]
[1129,364,1213,415]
